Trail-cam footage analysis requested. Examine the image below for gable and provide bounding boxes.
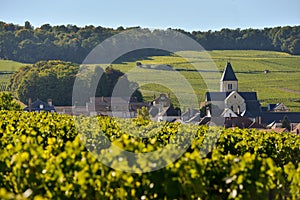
[225,91,244,103]
[273,103,289,111]
[221,108,238,118]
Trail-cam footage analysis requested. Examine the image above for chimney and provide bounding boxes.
[206,106,211,117]
[259,116,262,125]
[48,99,53,106]
[28,98,32,112]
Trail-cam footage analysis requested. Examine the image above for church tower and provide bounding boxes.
[220,62,238,92]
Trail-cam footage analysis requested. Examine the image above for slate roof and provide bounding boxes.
[261,112,300,124]
[243,101,262,118]
[220,62,238,81]
[24,99,56,112]
[198,116,264,129]
[206,92,258,101]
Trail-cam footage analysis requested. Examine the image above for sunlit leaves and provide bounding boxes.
[0,111,299,199]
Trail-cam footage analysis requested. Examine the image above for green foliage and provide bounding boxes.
[0,111,299,199]
[134,106,151,126]
[1,21,300,64]
[0,92,21,110]
[9,61,143,106]
[9,60,79,106]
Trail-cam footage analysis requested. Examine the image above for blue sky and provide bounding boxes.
[1,0,299,31]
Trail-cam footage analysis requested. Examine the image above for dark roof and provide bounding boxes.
[206,92,228,101]
[243,101,262,118]
[268,104,277,111]
[261,112,300,124]
[24,99,56,112]
[239,92,258,101]
[220,62,238,81]
[206,92,258,101]
[224,116,259,129]
[198,116,264,129]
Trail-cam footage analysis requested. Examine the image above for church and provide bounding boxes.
[205,62,262,124]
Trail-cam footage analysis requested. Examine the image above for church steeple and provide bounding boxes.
[220,62,238,92]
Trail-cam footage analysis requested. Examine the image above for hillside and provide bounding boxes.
[102,50,300,111]
[2,50,300,111]
[0,59,25,71]
[0,21,300,63]
[0,60,26,91]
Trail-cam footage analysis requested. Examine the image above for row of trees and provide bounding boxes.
[0,21,299,63]
[9,60,143,106]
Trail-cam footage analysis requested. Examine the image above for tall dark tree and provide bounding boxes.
[281,115,291,131]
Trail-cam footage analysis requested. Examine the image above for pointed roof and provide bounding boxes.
[220,62,238,81]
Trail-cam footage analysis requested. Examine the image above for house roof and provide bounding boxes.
[221,108,238,118]
[220,62,238,81]
[292,123,300,133]
[206,92,258,101]
[199,116,264,129]
[261,112,300,124]
[24,99,55,112]
[90,97,138,104]
[242,101,262,118]
[224,116,254,128]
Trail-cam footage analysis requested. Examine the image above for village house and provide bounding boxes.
[24,98,55,112]
[149,93,181,122]
[86,96,148,117]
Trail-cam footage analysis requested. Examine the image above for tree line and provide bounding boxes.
[0,21,300,64]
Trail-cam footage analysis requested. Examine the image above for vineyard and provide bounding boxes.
[0,111,299,199]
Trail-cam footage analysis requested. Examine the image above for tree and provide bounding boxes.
[0,92,21,111]
[24,21,33,30]
[289,38,300,55]
[281,115,291,131]
[10,60,79,106]
[10,61,143,106]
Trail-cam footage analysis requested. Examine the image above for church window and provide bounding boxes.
[228,84,233,90]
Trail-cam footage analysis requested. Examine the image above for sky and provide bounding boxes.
[0,0,299,31]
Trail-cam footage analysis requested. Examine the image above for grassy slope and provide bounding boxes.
[0,60,25,85]
[107,50,300,111]
[0,60,25,71]
[1,50,300,111]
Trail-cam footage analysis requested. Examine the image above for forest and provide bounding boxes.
[0,21,300,64]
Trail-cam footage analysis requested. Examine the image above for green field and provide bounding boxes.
[1,50,300,110]
[0,60,26,91]
[0,60,25,71]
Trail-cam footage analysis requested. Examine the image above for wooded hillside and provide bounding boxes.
[0,21,299,63]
